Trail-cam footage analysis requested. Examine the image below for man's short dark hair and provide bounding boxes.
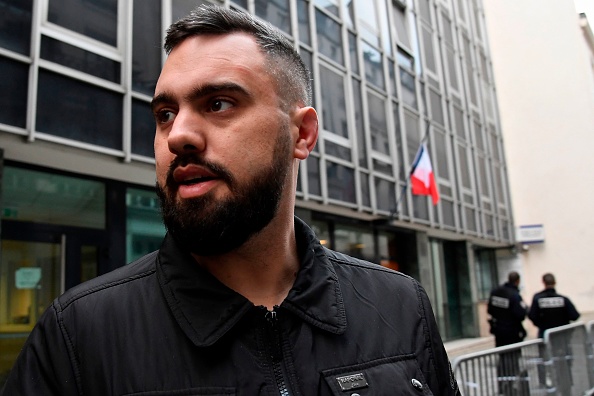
[508,271,520,284]
[543,273,556,286]
[164,4,312,109]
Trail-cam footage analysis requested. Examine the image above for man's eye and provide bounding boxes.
[209,99,233,112]
[155,110,175,124]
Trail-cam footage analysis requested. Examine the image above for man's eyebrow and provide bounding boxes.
[151,83,252,112]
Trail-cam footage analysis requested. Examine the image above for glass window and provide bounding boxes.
[132,99,155,157]
[393,104,405,181]
[36,70,123,150]
[40,36,120,83]
[368,93,389,155]
[333,224,374,262]
[457,143,471,188]
[172,0,209,22]
[0,0,33,55]
[465,207,477,232]
[297,0,311,46]
[256,0,291,35]
[314,0,338,16]
[133,0,161,95]
[348,32,359,75]
[429,90,444,125]
[400,68,417,108]
[326,162,356,203]
[324,140,351,161]
[48,0,118,47]
[126,188,165,264]
[352,79,367,167]
[360,171,370,207]
[392,4,410,48]
[362,42,385,90]
[441,199,455,227]
[315,9,343,65]
[412,194,429,220]
[355,0,380,48]
[434,131,449,179]
[421,26,436,73]
[299,48,315,109]
[230,0,248,9]
[319,65,348,138]
[0,56,28,128]
[404,112,420,157]
[306,156,321,195]
[375,177,395,212]
[388,60,397,97]
[1,166,106,229]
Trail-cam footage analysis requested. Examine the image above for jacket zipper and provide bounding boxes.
[265,308,293,396]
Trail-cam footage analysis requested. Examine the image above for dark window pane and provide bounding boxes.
[362,42,384,90]
[433,131,449,179]
[400,67,417,108]
[0,0,32,55]
[37,70,122,150]
[297,0,311,45]
[352,79,367,167]
[133,0,161,95]
[132,99,154,157]
[412,194,429,220]
[48,0,118,47]
[256,0,291,35]
[314,0,338,16]
[375,177,395,212]
[315,9,343,65]
[324,140,351,160]
[230,0,248,9]
[40,36,120,83]
[320,66,348,138]
[327,162,355,203]
[306,156,321,195]
[0,56,28,128]
[429,90,444,125]
[360,171,370,207]
[368,93,389,155]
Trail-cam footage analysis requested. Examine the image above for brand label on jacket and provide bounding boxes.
[336,373,369,391]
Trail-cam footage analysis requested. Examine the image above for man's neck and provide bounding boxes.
[191,214,299,310]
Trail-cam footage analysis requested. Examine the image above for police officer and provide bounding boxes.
[529,273,580,338]
[488,271,528,346]
[488,271,528,395]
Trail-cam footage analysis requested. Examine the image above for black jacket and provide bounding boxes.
[2,218,459,396]
[487,282,527,344]
[528,288,580,337]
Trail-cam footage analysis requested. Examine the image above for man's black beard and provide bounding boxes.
[156,133,292,256]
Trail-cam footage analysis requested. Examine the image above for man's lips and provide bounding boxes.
[170,164,221,198]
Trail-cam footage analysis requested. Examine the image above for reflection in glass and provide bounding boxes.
[333,224,374,262]
[319,66,348,138]
[326,162,355,203]
[314,0,338,16]
[0,240,61,382]
[352,79,367,167]
[37,70,123,150]
[400,67,417,108]
[40,36,120,83]
[133,0,161,95]
[0,0,33,55]
[348,32,359,75]
[360,171,370,207]
[48,0,118,47]
[375,177,395,212]
[0,57,28,128]
[362,42,385,90]
[1,166,106,229]
[306,156,321,196]
[315,10,343,65]
[256,0,291,34]
[126,188,166,264]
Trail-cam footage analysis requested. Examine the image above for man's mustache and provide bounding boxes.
[165,154,234,189]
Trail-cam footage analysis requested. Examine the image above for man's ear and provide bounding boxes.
[293,107,318,160]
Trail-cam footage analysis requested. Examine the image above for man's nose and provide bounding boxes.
[167,110,206,155]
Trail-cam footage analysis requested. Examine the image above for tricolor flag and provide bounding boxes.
[410,143,440,205]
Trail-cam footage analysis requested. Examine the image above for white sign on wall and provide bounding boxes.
[516,224,545,244]
[15,267,42,289]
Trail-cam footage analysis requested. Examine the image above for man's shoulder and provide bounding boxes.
[56,250,159,311]
[323,247,417,287]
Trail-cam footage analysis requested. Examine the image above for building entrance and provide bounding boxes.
[0,220,108,385]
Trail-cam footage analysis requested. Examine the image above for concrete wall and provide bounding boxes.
[482,0,594,319]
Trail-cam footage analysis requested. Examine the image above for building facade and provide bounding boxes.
[0,0,514,379]
[483,0,594,337]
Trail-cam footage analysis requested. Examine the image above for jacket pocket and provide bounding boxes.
[321,354,433,396]
[123,387,235,396]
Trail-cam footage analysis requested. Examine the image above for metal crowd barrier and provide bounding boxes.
[451,321,594,396]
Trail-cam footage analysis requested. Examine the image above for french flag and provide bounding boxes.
[410,143,440,205]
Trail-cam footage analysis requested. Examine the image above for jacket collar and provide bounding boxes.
[157,217,347,347]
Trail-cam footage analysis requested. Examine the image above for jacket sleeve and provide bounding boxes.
[528,296,540,327]
[0,302,79,396]
[511,294,527,321]
[566,298,580,322]
[417,283,461,396]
